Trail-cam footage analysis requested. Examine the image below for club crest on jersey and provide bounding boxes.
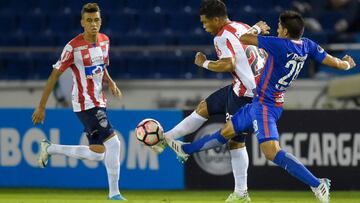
[85,64,104,79]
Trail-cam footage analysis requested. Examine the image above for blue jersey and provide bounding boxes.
[253,36,327,107]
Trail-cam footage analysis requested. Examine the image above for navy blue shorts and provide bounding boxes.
[76,107,114,145]
[205,85,253,143]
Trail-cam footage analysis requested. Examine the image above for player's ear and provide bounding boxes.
[283,27,289,37]
[80,18,85,28]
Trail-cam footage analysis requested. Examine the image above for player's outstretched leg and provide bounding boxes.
[165,138,189,163]
[151,111,208,154]
[311,178,331,203]
[104,134,126,200]
[38,139,51,168]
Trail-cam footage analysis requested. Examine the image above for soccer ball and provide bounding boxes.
[135,118,164,146]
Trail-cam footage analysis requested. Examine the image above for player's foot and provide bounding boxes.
[109,193,127,200]
[165,138,189,164]
[38,139,51,168]
[225,191,251,202]
[150,139,167,154]
[311,178,331,203]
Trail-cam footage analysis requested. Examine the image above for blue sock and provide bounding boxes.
[182,130,227,154]
[273,150,320,188]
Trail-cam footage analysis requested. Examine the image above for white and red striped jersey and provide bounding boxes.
[214,21,267,97]
[53,33,110,112]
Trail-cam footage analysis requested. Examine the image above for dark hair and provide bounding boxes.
[279,10,305,39]
[199,0,227,19]
[81,3,100,17]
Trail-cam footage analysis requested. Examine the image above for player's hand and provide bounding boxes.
[342,55,356,69]
[109,81,122,98]
[255,21,270,35]
[195,52,207,67]
[32,107,45,125]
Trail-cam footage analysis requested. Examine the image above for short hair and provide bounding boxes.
[279,10,305,39]
[81,3,101,18]
[199,0,227,19]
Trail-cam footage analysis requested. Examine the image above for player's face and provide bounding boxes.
[200,15,219,35]
[81,12,102,36]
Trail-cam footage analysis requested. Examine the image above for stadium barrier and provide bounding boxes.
[0,109,184,189]
[1,109,359,190]
[184,110,360,190]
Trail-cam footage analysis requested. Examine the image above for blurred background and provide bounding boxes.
[0,0,360,109]
[0,0,360,199]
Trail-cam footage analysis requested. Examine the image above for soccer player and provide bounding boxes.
[32,3,126,200]
[166,10,356,203]
[151,0,269,201]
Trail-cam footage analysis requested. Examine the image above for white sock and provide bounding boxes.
[104,135,121,198]
[165,111,207,140]
[47,144,104,161]
[230,147,249,196]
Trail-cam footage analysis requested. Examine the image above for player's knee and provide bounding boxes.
[90,144,105,153]
[260,141,281,161]
[221,121,236,140]
[195,100,209,119]
[89,145,105,161]
[92,152,105,161]
[228,140,245,149]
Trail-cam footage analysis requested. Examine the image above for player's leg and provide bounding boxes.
[42,132,105,160]
[226,91,252,202]
[254,104,330,202]
[103,133,125,200]
[38,108,109,167]
[154,86,228,153]
[165,100,209,140]
[168,103,253,156]
[151,101,208,153]
[166,85,230,140]
[94,108,125,200]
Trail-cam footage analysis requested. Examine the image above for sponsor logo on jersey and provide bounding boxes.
[85,64,104,79]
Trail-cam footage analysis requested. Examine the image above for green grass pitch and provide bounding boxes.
[0,189,359,203]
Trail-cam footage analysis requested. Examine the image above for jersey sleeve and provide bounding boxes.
[307,38,328,63]
[258,36,284,56]
[214,36,235,59]
[53,44,74,72]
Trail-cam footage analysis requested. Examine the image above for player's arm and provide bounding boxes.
[103,68,122,98]
[239,21,270,47]
[239,33,259,47]
[32,69,62,125]
[195,52,235,72]
[247,21,270,35]
[321,54,356,70]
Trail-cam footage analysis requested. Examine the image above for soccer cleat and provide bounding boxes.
[165,138,189,164]
[150,139,167,154]
[311,178,331,203]
[225,191,251,202]
[109,194,127,200]
[38,139,51,168]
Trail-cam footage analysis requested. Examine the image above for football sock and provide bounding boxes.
[104,135,121,198]
[165,111,207,140]
[230,147,249,194]
[182,130,227,154]
[47,144,104,161]
[273,150,320,188]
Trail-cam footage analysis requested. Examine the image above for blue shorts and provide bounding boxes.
[76,107,114,145]
[206,85,253,142]
[231,102,283,144]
